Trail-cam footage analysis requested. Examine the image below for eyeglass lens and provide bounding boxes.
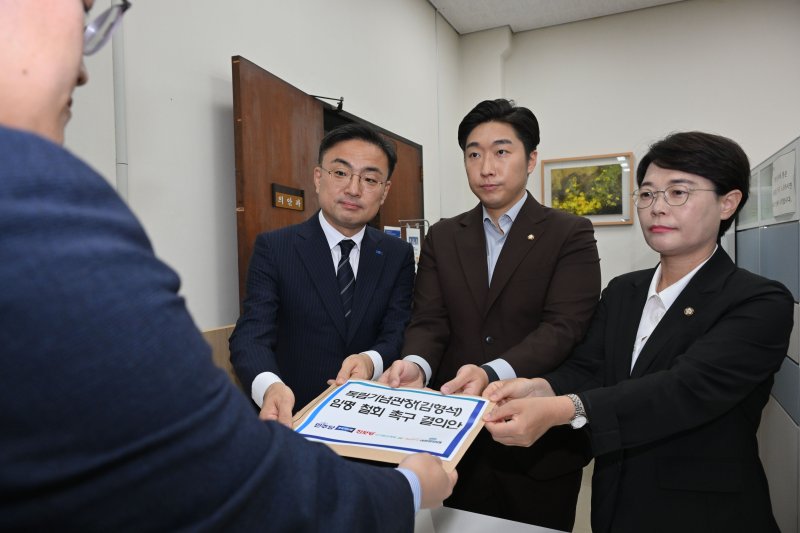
[324,168,384,190]
[635,186,688,207]
[84,2,130,56]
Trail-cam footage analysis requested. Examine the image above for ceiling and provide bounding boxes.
[428,0,687,34]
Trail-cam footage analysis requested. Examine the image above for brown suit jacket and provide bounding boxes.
[403,192,601,478]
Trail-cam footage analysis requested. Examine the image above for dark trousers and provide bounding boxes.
[445,431,585,532]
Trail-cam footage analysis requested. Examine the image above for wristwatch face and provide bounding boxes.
[570,415,587,429]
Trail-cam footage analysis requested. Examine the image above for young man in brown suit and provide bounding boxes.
[381,99,601,530]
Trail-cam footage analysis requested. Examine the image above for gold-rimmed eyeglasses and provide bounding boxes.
[84,0,131,56]
[632,185,717,209]
[319,166,387,192]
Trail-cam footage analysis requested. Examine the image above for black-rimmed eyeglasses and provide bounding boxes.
[319,166,387,192]
[84,0,131,56]
[632,185,717,209]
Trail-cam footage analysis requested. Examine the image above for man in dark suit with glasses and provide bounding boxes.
[229,123,416,426]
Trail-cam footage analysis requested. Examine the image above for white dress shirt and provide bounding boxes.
[630,247,717,371]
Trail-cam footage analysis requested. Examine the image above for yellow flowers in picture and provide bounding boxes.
[551,164,623,216]
[541,153,634,226]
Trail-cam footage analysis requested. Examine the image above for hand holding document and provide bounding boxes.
[293,380,492,471]
[482,378,569,448]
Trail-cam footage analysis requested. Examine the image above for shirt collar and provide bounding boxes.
[318,211,366,250]
[482,191,527,230]
[647,245,717,309]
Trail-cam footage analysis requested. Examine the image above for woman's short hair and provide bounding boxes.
[637,131,750,237]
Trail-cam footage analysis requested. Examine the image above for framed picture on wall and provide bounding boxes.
[541,152,634,226]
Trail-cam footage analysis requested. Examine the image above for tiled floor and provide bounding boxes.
[573,461,593,533]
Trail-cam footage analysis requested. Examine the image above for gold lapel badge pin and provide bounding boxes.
[527,234,535,241]
[684,307,695,316]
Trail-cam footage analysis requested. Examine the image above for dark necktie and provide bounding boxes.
[337,239,356,320]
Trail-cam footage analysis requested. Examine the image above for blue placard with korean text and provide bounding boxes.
[295,380,489,461]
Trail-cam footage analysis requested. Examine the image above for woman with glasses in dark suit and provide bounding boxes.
[482,131,792,533]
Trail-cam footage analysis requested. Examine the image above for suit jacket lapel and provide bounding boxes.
[296,215,348,340]
[348,227,384,341]
[616,272,651,382]
[455,205,490,313]
[630,249,734,378]
[485,194,542,313]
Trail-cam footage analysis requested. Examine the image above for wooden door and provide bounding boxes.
[232,56,324,301]
[379,137,423,230]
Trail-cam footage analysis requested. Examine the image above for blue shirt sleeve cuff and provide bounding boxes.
[395,467,421,513]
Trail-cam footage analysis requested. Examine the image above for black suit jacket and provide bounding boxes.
[546,248,793,533]
[403,193,601,478]
[230,213,415,409]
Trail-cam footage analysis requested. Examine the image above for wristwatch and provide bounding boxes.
[566,394,588,429]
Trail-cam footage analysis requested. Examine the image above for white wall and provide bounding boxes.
[68,0,462,330]
[499,0,800,286]
[438,26,514,217]
[432,11,463,225]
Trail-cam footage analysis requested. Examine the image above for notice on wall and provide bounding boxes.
[772,150,796,217]
[293,380,490,471]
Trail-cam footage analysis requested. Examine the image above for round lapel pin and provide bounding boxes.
[684,307,695,316]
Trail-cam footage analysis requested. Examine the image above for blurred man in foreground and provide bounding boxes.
[0,1,455,530]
